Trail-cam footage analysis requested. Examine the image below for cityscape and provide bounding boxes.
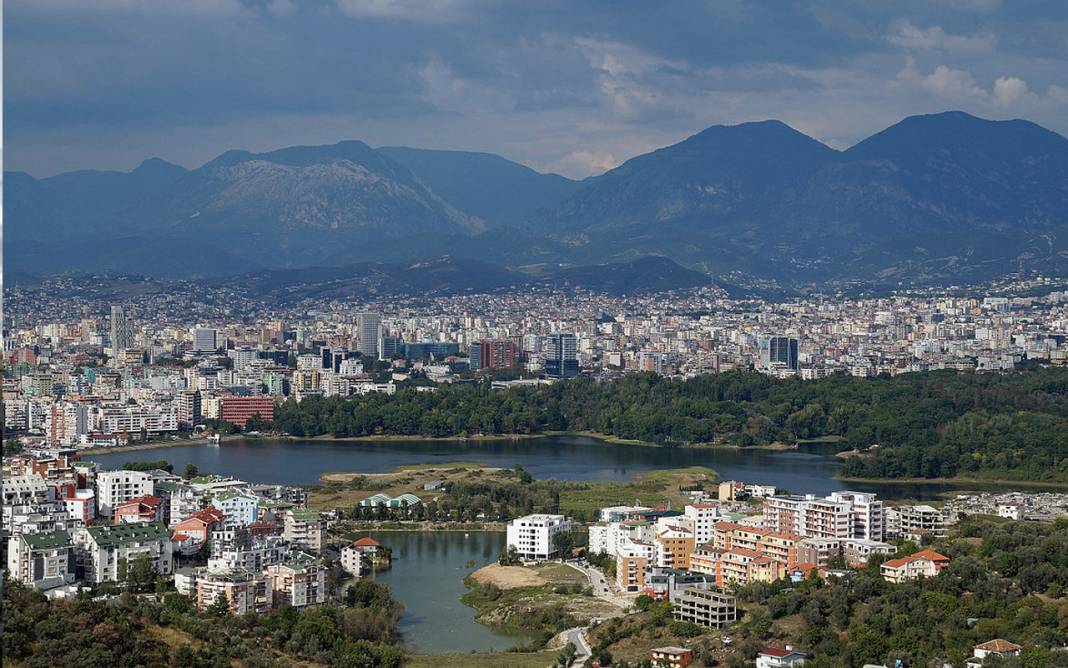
[5,1,1068,668]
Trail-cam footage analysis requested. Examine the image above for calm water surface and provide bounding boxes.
[360,530,520,653]
[86,434,1028,499]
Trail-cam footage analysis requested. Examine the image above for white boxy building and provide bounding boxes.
[96,470,154,518]
[506,513,572,561]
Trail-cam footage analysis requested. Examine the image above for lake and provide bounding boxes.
[359,530,520,653]
[84,434,1018,499]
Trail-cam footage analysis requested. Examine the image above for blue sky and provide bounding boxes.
[6,0,1068,178]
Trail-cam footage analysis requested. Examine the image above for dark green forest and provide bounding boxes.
[270,368,1068,482]
[2,578,404,668]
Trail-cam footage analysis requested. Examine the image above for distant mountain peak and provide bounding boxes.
[7,111,1068,287]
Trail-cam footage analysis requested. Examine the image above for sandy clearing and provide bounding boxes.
[470,564,547,589]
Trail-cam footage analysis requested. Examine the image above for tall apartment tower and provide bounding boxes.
[544,333,579,378]
[110,305,135,352]
[470,339,517,370]
[177,390,202,427]
[356,312,382,358]
[760,336,799,371]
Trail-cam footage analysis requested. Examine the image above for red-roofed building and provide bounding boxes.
[881,549,950,583]
[650,646,694,668]
[114,495,164,524]
[756,646,807,667]
[173,507,225,544]
[967,639,1022,667]
[352,536,382,554]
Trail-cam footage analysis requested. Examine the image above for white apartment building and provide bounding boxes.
[341,542,363,577]
[763,491,884,541]
[96,470,154,518]
[6,530,76,589]
[283,509,326,553]
[589,520,656,557]
[195,569,273,615]
[266,554,326,609]
[64,489,96,524]
[3,475,51,506]
[684,503,722,546]
[829,491,883,541]
[597,505,652,522]
[506,514,572,561]
[97,405,178,435]
[72,523,174,583]
[208,532,288,573]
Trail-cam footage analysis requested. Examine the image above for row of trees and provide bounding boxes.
[271,367,1068,481]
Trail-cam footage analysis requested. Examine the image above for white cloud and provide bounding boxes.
[10,0,247,15]
[267,0,298,18]
[992,76,1029,106]
[923,65,985,97]
[544,150,619,178]
[573,37,691,122]
[335,0,466,22]
[888,20,996,54]
[896,58,986,98]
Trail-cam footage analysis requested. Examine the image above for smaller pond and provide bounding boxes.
[359,530,524,653]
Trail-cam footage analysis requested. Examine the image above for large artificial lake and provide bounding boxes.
[91,434,888,495]
[86,435,1043,651]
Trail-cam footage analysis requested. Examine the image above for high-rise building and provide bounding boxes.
[193,327,221,354]
[379,336,402,360]
[227,347,257,371]
[763,491,884,541]
[176,390,202,427]
[759,336,799,371]
[544,333,579,378]
[356,312,382,358]
[470,339,517,370]
[110,305,135,352]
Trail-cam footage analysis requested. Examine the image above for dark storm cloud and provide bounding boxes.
[5,0,1068,178]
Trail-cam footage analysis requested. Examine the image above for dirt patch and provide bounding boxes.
[470,564,547,589]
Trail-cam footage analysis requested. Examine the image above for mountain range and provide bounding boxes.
[7,111,1068,290]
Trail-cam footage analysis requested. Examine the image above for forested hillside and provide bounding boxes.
[588,516,1068,667]
[270,368,1068,482]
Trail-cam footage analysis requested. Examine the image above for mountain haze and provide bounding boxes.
[377,147,582,226]
[6,111,1068,288]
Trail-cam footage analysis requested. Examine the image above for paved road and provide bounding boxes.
[564,626,591,668]
[564,560,633,610]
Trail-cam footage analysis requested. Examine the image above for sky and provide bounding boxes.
[6,0,1068,179]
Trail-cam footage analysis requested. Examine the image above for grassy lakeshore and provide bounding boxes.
[546,429,798,451]
[837,475,1068,489]
[306,432,548,443]
[77,429,807,457]
[311,462,719,519]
